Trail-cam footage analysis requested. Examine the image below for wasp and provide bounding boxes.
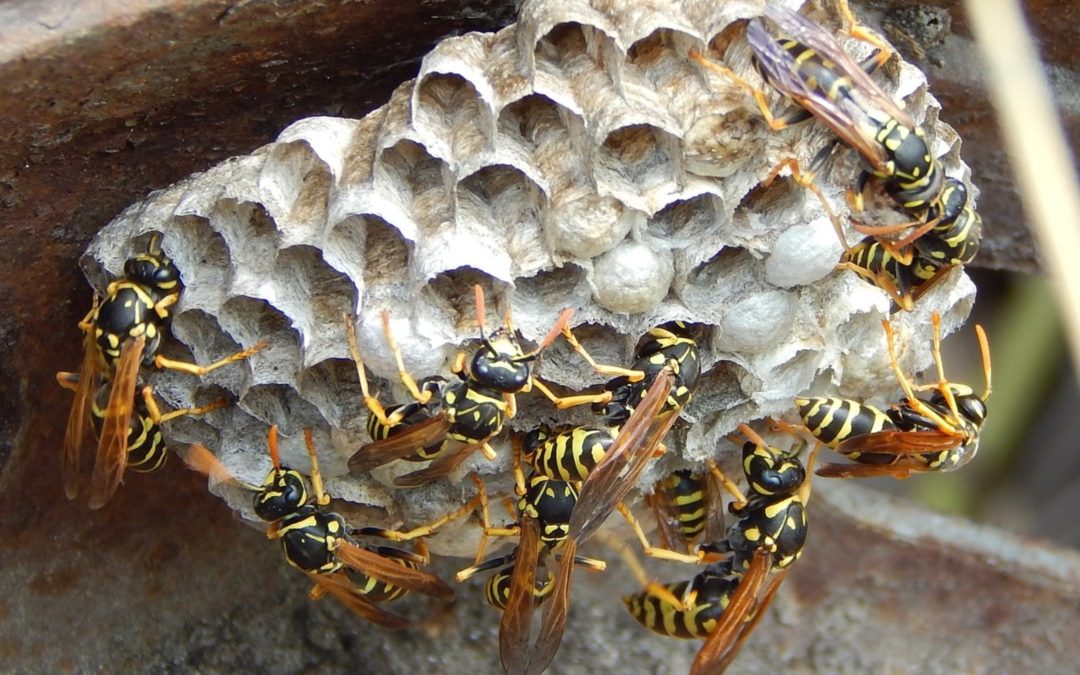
[506,370,680,675]
[454,471,605,614]
[796,312,991,479]
[621,423,820,674]
[552,321,700,423]
[185,426,455,627]
[346,285,572,489]
[56,376,228,477]
[693,3,981,305]
[59,235,265,508]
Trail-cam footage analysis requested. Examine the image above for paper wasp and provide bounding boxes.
[59,235,265,508]
[797,311,991,478]
[184,426,454,627]
[508,370,680,675]
[620,423,819,674]
[346,285,571,488]
[454,471,605,615]
[693,3,981,307]
[552,321,700,423]
[56,375,227,476]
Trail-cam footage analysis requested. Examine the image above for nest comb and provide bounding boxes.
[82,0,977,556]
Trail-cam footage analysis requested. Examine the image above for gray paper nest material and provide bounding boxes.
[84,0,977,556]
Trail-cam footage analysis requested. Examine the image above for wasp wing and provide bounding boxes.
[703,467,729,547]
[835,428,962,456]
[393,440,487,487]
[335,540,454,603]
[88,335,145,509]
[747,12,894,172]
[61,329,101,499]
[816,461,914,479]
[524,537,575,675]
[647,484,683,553]
[689,548,772,675]
[568,368,678,545]
[348,414,451,474]
[309,571,411,629]
[763,6,913,126]
[500,516,540,675]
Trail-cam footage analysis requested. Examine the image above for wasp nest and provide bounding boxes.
[84,0,976,556]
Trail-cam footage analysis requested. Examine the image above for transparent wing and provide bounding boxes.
[61,329,101,499]
[525,537,575,675]
[500,517,540,675]
[835,429,962,456]
[336,540,454,603]
[348,414,451,474]
[393,440,487,488]
[88,335,145,509]
[309,571,410,629]
[747,13,894,171]
[568,369,678,544]
[689,549,773,675]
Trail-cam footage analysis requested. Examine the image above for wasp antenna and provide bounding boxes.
[736,423,769,450]
[975,324,992,402]
[473,285,488,336]
[267,424,281,470]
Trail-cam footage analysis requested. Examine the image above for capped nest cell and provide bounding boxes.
[83,0,977,556]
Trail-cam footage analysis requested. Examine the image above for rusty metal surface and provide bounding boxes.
[1,1,1078,673]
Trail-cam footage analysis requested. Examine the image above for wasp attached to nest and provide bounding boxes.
[502,370,680,675]
[58,235,265,508]
[797,311,990,479]
[346,285,572,489]
[552,321,700,423]
[618,424,820,674]
[185,426,455,628]
[692,3,982,310]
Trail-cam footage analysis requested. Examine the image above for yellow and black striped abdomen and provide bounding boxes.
[796,396,894,449]
[624,574,736,640]
[657,470,708,543]
[531,426,613,482]
[354,551,418,603]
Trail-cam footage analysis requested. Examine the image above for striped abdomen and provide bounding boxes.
[796,396,895,449]
[624,573,737,639]
[530,426,614,482]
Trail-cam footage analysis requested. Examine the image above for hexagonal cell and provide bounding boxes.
[166,215,231,316]
[298,357,366,433]
[165,308,258,394]
[457,164,549,278]
[593,124,683,213]
[268,245,357,367]
[217,295,300,388]
[374,139,453,250]
[206,199,281,300]
[258,140,332,247]
[412,72,496,175]
[497,93,585,195]
[240,382,328,439]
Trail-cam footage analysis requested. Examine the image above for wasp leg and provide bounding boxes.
[593,529,687,611]
[765,158,848,250]
[616,502,706,565]
[359,475,491,562]
[837,0,894,70]
[881,317,958,435]
[836,259,915,312]
[345,313,402,428]
[300,428,330,507]
[689,49,802,132]
[148,387,229,424]
[379,310,432,405]
[153,339,267,377]
[560,325,645,381]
